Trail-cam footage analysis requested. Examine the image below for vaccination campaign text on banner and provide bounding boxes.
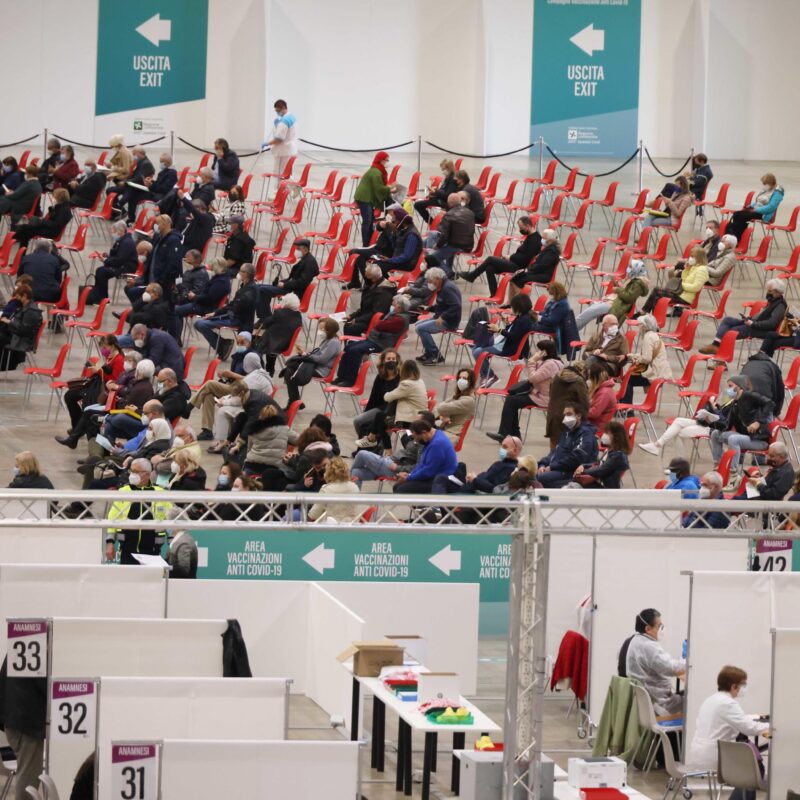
[531,0,641,158]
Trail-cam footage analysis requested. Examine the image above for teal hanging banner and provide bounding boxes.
[531,0,641,158]
[95,0,208,116]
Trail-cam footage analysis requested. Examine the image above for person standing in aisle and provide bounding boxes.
[263,99,298,182]
[354,151,397,246]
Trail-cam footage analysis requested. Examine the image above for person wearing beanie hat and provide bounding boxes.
[255,238,319,319]
[575,256,650,331]
[708,374,774,472]
[508,228,561,300]
[371,206,423,277]
[223,214,255,275]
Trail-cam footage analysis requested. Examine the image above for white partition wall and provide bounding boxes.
[769,629,800,800]
[0,527,101,564]
[588,537,749,721]
[158,739,359,800]
[95,677,289,800]
[685,572,800,748]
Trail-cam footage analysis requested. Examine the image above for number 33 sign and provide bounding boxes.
[51,680,96,739]
[111,743,158,800]
[7,620,47,677]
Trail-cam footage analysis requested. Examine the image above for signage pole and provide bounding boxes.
[43,129,48,161]
[637,139,644,194]
[170,130,175,161]
[538,137,544,179]
[416,135,421,174]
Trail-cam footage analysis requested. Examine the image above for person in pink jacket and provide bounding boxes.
[587,360,617,432]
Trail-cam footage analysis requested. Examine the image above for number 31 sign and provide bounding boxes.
[111,743,158,800]
[7,620,47,677]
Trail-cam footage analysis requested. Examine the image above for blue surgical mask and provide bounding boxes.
[2,165,11,174]
[668,471,678,483]
[726,387,737,398]
[234,345,246,354]
[58,153,66,162]
[498,447,508,460]
[217,474,230,487]
[156,474,171,488]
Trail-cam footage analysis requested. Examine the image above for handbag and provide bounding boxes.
[66,377,92,391]
[508,380,533,395]
[573,474,597,486]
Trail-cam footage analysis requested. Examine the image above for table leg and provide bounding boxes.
[350,676,359,742]
[422,731,435,800]
[452,731,465,794]
[404,722,413,796]
[431,731,438,773]
[395,719,405,792]
[370,696,379,768]
[376,699,386,772]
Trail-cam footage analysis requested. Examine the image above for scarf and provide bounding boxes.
[371,151,389,184]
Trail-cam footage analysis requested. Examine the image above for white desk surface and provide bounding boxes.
[453,750,568,780]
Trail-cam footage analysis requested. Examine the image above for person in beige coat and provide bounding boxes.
[383,359,428,423]
[106,134,133,183]
[434,368,476,443]
[619,313,673,404]
[581,314,630,376]
[705,234,737,287]
[308,457,363,523]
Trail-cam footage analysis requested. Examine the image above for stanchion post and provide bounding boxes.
[417,135,421,174]
[170,130,175,161]
[637,139,644,194]
[43,128,48,160]
[538,137,544,179]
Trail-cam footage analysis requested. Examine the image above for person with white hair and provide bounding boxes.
[254,292,303,375]
[88,220,138,304]
[147,152,178,202]
[619,313,673,404]
[414,267,462,365]
[705,233,738,287]
[508,228,561,299]
[699,278,787,355]
[683,471,731,529]
[575,258,650,331]
[106,134,133,183]
[424,191,475,276]
[111,145,155,222]
[743,441,794,501]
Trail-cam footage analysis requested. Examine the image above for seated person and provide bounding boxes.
[414,267,462,365]
[253,292,303,375]
[572,420,630,489]
[392,418,458,494]
[726,172,784,241]
[351,412,429,487]
[642,175,693,228]
[223,215,255,275]
[348,215,395,290]
[0,156,22,192]
[125,324,184,375]
[212,138,240,191]
[458,215,542,295]
[256,238,318,317]
[739,441,794,501]
[508,228,561,298]
[529,281,577,356]
[641,246,709,314]
[127,283,170,330]
[664,456,701,495]
[213,183,247,234]
[88,221,138,303]
[688,666,769,774]
[432,368,476,442]
[430,435,522,495]
[698,218,721,258]
[0,284,42,370]
[372,208,423,276]
[699,278,787,355]
[51,144,80,190]
[576,258,649,331]
[154,368,191,422]
[147,153,178,203]
[12,187,71,246]
[395,267,433,316]
[536,403,598,488]
[158,168,215,222]
[424,191,475,276]
[342,263,396,337]
[587,361,617,431]
[580,314,629,377]
[0,165,43,223]
[112,145,155,223]
[179,196,215,255]
[687,152,713,205]
[351,349,401,440]
[683,471,731,529]
[280,318,341,408]
[454,169,486,224]
[17,238,67,303]
[625,608,685,715]
[414,159,458,224]
[174,258,231,343]
[706,233,737,287]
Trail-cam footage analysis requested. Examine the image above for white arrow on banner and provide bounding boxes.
[429,545,462,576]
[570,23,605,57]
[303,543,335,574]
[136,13,172,47]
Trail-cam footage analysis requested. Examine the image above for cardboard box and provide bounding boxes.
[385,634,426,665]
[337,640,404,677]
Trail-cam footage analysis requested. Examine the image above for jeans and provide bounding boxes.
[357,200,375,246]
[393,478,434,494]
[416,317,447,358]
[620,374,650,405]
[427,245,461,277]
[643,214,673,227]
[337,339,380,385]
[353,407,382,436]
[538,469,572,488]
[414,198,443,224]
[471,344,503,378]
[103,413,145,442]
[714,316,751,343]
[575,301,611,331]
[351,450,395,486]
[727,209,761,242]
[710,430,768,469]
[760,332,798,357]
[195,314,237,354]
[124,284,146,305]
[172,301,197,342]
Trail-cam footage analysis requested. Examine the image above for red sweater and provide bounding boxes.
[550,630,589,700]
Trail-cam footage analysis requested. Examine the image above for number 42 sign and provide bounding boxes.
[7,620,47,677]
[111,743,159,800]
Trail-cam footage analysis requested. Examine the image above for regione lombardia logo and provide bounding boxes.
[133,120,143,131]
[567,128,578,142]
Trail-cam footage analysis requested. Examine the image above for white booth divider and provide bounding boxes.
[768,628,800,800]
[588,538,749,722]
[46,617,228,798]
[684,572,800,749]
[96,677,289,800]
[0,527,101,564]
[157,739,359,800]
[0,565,166,655]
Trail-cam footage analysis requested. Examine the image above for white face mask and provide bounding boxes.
[563,415,577,429]
[142,292,152,303]
[172,437,185,448]
[686,257,696,266]
[156,381,164,393]
[139,414,150,427]
[426,282,436,292]
[607,326,619,337]
[456,377,469,392]
[128,473,142,486]
[170,462,180,474]
[705,228,714,238]
[600,433,611,446]
[133,339,145,349]
[737,684,748,697]
[698,486,711,499]
[138,255,147,263]
[718,241,725,251]
[123,360,133,371]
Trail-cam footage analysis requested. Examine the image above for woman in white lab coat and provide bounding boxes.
[689,666,769,790]
[625,608,686,715]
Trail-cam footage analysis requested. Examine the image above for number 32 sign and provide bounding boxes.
[111,743,158,800]
[7,620,47,677]
[51,680,95,739]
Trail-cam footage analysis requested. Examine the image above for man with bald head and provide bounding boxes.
[431,434,523,495]
[582,313,629,376]
[424,191,476,277]
[744,442,794,501]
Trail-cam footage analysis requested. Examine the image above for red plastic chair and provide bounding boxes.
[56,223,89,275]
[23,343,71,416]
[587,180,619,228]
[63,298,108,345]
[696,183,730,220]
[323,359,371,415]
[188,358,221,392]
[615,378,665,442]
[767,204,799,250]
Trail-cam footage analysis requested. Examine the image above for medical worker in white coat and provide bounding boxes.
[625,608,686,714]
[689,665,768,797]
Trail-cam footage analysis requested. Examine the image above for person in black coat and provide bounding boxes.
[8,451,54,489]
[113,146,156,222]
[223,216,255,274]
[144,215,183,299]
[174,258,231,343]
[174,249,210,303]
[0,285,43,370]
[127,283,171,330]
[254,292,303,374]
[0,166,42,222]
[68,159,106,209]
[89,222,138,304]
[212,138,240,190]
[155,368,191,421]
[414,159,459,224]
[510,229,561,295]
[256,239,319,317]
[343,263,395,336]
[147,153,178,202]
[458,215,543,295]
[575,421,631,489]
[18,239,67,303]
[13,189,72,247]
[0,156,23,192]
[158,169,215,221]
[180,196,215,255]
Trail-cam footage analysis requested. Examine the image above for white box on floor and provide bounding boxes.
[567,756,627,789]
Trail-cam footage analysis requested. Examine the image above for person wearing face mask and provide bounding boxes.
[213,184,247,234]
[586,361,618,432]
[700,278,787,355]
[179,197,215,255]
[163,449,206,492]
[571,421,630,489]
[16,237,67,303]
[536,403,599,488]
[68,159,105,209]
[354,151,397,246]
[157,167,215,221]
[127,283,171,330]
[341,263,397,337]
[166,525,199,579]
[642,246,709,314]
[581,313,629,377]
[529,281,579,356]
[36,137,62,187]
[151,423,200,469]
[139,214,183,299]
[433,369,476,442]
[105,458,171,565]
[111,146,155,223]
[50,145,79,191]
[155,368,191,422]
[280,318,342,408]
[452,170,486,224]
[415,267,462,365]
[145,153,177,203]
[105,134,133,184]
[123,324,185,377]
[682,471,731,529]
[663,456,701,494]
[253,293,302,376]
[624,608,685,714]
[643,175,693,229]
[619,313,672,405]
[263,100,298,187]
[424,192,476,277]
[211,138,240,191]
[705,233,737,287]
[173,257,231,344]
[351,348,402,442]
[431,435,522,496]
[414,159,458,224]
[0,284,43,371]
[214,462,242,492]
[87,221,138,304]
[255,239,318,320]
[12,188,71,248]
[689,666,768,781]
[372,208,423,277]
[393,418,458,495]
[575,258,649,331]
[739,441,794,502]
[7,451,53,490]
[508,229,562,300]
[687,152,713,206]
[222,215,255,275]
[698,218,721,256]
[333,294,410,387]
[0,156,23,192]
[726,172,785,242]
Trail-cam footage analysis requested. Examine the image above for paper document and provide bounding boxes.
[125,181,150,192]
[329,312,347,323]
[131,554,171,568]
[745,481,761,499]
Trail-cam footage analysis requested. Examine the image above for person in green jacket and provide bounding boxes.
[575,258,649,331]
[354,150,396,246]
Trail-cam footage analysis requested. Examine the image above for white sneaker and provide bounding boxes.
[638,441,662,456]
[355,434,377,449]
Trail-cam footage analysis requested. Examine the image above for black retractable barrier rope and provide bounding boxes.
[544,145,640,178]
[51,133,167,149]
[298,138,414,153]
[176,136,262,157]
[0,134,40,149]
[424,141,537,159]
[644,148,694,179]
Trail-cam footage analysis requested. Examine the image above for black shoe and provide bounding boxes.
[55,435,78,450]
[331,378,351,387]
[485,432,504,442]
[416,354,430,362]
[111,311,122,320]
[217,340,234,360]
[420,355,445,366]
[197,428,213,441]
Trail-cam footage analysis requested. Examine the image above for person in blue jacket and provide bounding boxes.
[393,419,457,494]
[537,403,599,488]
[726,172,784,240]
[415,267,462,365]
[664,456,701,497]
[530,281,579,357]
[430,435,522,495]
[472,294,536,386]
[147,153,178,203]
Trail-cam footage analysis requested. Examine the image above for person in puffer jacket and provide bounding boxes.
[239,405,290,478]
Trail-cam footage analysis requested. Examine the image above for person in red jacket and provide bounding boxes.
[587,360,617,432]
[51,145,80,190]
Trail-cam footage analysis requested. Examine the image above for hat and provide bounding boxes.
[294,238,311,248]
[627,259,646,278]
[667,457,690,473]
[237,331,253,343]
[243,352,262,373]
[729,374,748,390]
[390,207,409,224]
